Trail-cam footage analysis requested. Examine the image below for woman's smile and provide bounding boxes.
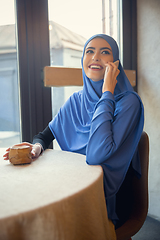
[88,63,103,70]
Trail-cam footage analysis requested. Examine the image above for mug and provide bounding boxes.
[9,145,32,165]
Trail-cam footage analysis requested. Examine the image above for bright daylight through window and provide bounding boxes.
[0,0,21,148]
[48,0,122,149]
[48,0,122,112]
[0,0,122,148]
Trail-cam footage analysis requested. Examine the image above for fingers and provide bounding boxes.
[3,142,34,161]
[103,61,120,94]
[105,61,120,81]
[31,148,38,158]
[3,152,10,160]
[109,62,119,76]
[3,143,42,161]
[31,144,42,159]
[14,142,33,148]
[3,148,10,160]
[5,147,10,151]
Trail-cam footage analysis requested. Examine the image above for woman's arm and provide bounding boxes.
[32,126,55,151]
[86,91,141,165]
[3,126,54,160]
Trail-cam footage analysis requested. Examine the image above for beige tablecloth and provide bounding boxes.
[0,148,116,240]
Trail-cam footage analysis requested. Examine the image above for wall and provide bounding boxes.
[137,0,160,220]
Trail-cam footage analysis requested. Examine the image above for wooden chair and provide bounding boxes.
[115,131,149,240]
[43,66,136,87]
[43,66,149,240]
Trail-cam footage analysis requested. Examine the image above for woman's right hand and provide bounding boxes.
[3,142,43,160]
[102,61,120,94]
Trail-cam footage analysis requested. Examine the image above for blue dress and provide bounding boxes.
[49,34,144,224]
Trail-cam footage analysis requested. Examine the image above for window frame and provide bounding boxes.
[16,0,52,144]
[15,0,137,143]
[122,0,137,91]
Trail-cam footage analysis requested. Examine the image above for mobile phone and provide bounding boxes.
[114,60,119,68]
[105,60,119,74]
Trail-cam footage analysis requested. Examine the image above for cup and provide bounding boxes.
[9,145,32,165]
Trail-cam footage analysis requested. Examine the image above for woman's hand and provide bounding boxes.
[102,61,120,94]
[3,142,43,160]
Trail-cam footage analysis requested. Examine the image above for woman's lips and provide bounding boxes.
[88,64,103,70]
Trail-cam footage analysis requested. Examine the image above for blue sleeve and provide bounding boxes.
[86,91,142,165]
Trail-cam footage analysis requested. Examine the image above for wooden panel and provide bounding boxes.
[44,66,83,87]
[124,69,136,87]
[44,66,136,87]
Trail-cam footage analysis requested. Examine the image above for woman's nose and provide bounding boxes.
[92,52,100,61]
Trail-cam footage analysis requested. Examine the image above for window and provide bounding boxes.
[105,0,123,62]
[0,0,21,147]
[48,0,104,119]
[48,0,122,114]
[48,0,122,149]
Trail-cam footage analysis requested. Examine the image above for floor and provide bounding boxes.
[132,216,160,240]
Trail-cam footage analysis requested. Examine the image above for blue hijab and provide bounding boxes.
[49,34,144,222]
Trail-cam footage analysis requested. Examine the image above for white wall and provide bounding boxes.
[137,0,160,220]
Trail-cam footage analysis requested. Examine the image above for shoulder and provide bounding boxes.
[62,91,82,110]
[117,91,142,106]
[69,90,82,102]
[115,91,143,115]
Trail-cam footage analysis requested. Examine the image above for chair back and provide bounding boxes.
[43,66,136,87]
[43,66,148,240]
[115,131,149,240]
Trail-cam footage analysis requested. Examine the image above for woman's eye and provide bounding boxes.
[86,50,94,54]
[101,50,110,55]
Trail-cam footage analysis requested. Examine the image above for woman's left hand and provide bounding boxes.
[102,62,120,94]
[3,142,43,160]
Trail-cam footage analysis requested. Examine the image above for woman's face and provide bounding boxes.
[83,38,114,81]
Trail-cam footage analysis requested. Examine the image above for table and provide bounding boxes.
[0,148,116,240]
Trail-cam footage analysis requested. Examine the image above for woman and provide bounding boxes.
[4,34,144,227]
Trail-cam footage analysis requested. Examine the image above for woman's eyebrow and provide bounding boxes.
[100,47,112,51]
[85,46,112,51]
[85,47,95,50]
